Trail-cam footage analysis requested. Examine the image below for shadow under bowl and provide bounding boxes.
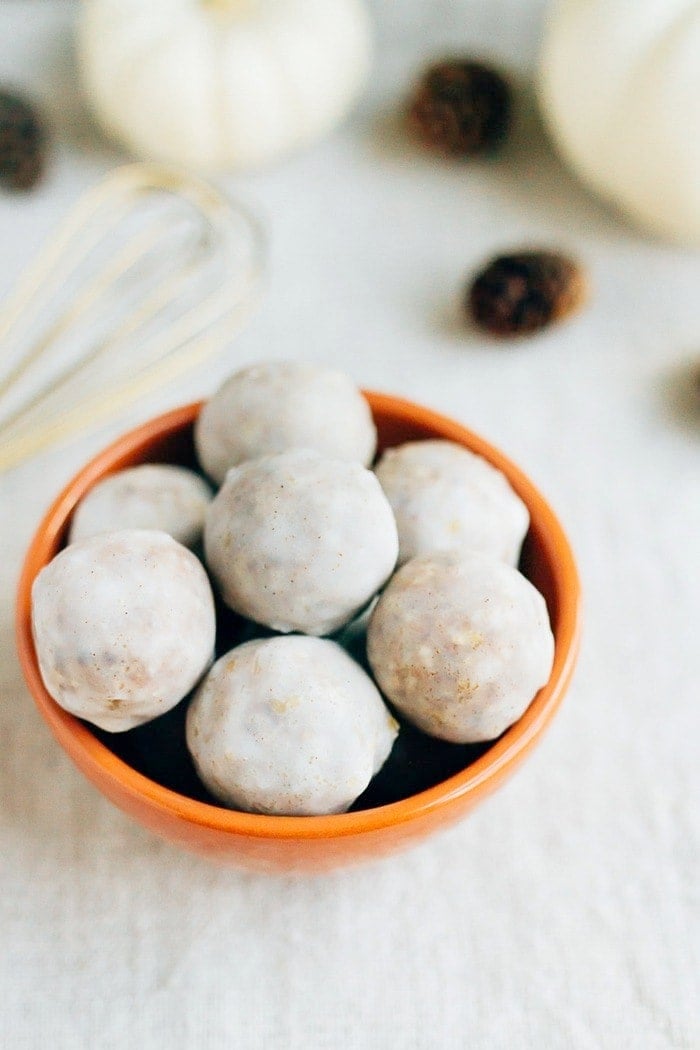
[16,393,582,873]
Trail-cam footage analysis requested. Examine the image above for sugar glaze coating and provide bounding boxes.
[31,529,216,732]
[204,448,398,635]
[69,464,212,548]
[375,439,529,566]
[367,551,554,743]
[186,636,398,815]
[195,361,377,485]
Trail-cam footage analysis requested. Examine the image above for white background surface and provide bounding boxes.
[1,2,699,1048]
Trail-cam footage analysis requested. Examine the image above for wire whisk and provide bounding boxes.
[0,163,265,473]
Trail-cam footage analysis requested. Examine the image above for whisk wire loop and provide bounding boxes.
[0,163,265,473]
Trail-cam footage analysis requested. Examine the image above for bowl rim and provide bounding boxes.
[16,392,582,841]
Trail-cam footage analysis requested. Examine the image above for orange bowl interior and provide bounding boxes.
[16,394,582,873]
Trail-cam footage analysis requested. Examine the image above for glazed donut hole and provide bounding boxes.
[68,464,212,548]
[31,529,216,733]
[203,448,398,636]
[186,636,398,816]
[195,360,377,484]
[375,439,529,567]
[367,551,555,745]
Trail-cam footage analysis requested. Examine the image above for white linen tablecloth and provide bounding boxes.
[1,2,698,1047]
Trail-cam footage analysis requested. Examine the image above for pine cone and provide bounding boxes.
[467,251,587,337]
[410,60,512,157]
[0,89,45,191]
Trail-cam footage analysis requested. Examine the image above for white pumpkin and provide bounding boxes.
[78,0,372,172]
[539,0,700,244]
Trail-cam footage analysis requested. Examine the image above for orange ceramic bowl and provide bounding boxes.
[16,394,581,873]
